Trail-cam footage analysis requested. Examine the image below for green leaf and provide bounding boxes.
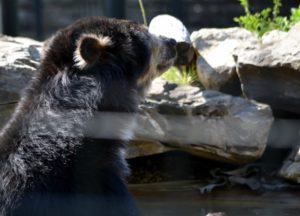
[233,0,300,37]
[161,67,198,85]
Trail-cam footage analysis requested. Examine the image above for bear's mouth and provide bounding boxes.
[156,36,177,73]
[157,59,175,72]
[136,35,177,88]
[157,45,177,73]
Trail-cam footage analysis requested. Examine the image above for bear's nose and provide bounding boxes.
[167,38,177,47]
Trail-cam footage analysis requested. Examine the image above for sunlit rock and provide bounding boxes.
[236,22,300,116]
[279,145,300,183]
[134,78,274,164]
[0,36,42,127]
[191,27,257,95]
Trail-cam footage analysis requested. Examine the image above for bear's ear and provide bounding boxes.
[74,34,112,69]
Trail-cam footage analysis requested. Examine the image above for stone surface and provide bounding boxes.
[134,78,274,164]
[261,30,287,45]
[191,27,257,95]
[236,23,300,115]
[0,36,42,98]
[149,14,195,66]
[279,146,300,183]
[127,140,172,159]
[0,36,42,128]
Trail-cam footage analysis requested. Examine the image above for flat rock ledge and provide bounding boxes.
[279,145,300,183]
[0,35,42,127]
[133,78,274,164]
[0,35,42,96]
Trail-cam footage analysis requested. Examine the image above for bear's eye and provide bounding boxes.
[74,34,112,69]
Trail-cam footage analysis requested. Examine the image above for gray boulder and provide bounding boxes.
[191,27,257,95]
[261,30,287,45]
[279,145,300,183]
[0,36,42,93]
[0,36,42,128]
[236,23,300,115]
[127,140,172,159]
[134,78,274,164]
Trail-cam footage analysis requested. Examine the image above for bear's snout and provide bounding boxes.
[165,38,177,47]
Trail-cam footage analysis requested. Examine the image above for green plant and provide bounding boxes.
[138,0,148,26]
[234,0,300,37]
[290,5,300,27]
[239,0,250,14]
[161,66,198,85]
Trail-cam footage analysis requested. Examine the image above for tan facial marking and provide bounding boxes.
[137,34,176,88]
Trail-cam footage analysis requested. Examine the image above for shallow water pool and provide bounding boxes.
[130,181,300,216]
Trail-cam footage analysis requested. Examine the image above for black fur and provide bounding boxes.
[0,17,176,216]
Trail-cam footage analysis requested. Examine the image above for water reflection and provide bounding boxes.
[130,181,300,216]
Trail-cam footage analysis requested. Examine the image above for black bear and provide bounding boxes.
[0,16,176,216]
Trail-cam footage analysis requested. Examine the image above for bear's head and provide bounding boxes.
[42,17,177,93]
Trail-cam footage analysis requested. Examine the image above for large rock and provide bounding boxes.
[0,36,42,128]
[0,36,42,98]
[127,140,172,159]
[279,145,300,183]
[134,78,274,164]
[191,27,257,95]
[236,23,300,116]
